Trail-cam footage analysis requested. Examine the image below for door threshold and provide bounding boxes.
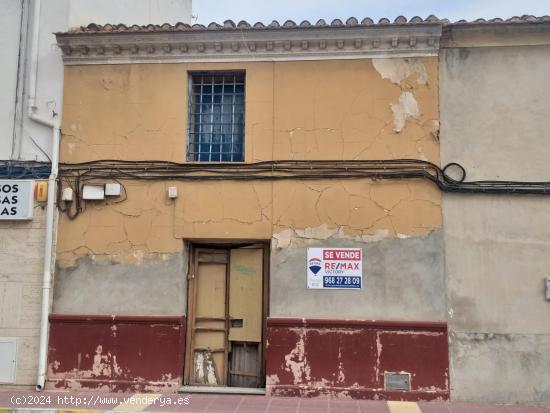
[179,385,266,395]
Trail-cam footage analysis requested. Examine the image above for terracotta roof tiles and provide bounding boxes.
[62,15,550,35]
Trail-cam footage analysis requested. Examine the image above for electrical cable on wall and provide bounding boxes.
[4,159,550,221]
[55,159,550,195]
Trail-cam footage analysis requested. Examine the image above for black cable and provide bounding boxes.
[56,159,550,195]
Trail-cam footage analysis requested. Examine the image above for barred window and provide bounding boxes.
[187,72,245,162]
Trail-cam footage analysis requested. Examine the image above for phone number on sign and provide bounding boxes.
[323,276,361,288]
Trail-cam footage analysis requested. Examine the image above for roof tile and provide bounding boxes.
[61,15,550,35]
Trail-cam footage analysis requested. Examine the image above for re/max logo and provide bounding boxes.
[324,262,360,270]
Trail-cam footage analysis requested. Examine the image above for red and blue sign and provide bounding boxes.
[307,248,363,289]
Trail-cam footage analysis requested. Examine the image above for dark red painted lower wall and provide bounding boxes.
[266,318,449,401]
[47,315,186,392]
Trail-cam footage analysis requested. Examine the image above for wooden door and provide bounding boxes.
[228,248,263,387]
[187,249,229,385]
[185,246,266,388]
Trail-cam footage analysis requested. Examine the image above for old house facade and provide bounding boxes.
[27,14,550,403]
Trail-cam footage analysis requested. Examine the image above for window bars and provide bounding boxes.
[187,72,245,162]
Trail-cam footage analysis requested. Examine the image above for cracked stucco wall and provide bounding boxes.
[57,58,441,316]
[441,44,550,403]
[55,181,187,315]
[61,59,439,163]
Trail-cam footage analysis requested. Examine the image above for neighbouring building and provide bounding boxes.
[3,11,550,404]
[0,0,192,390]
[440,19,550,403]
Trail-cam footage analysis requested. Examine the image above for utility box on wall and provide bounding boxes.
[0,338,17,383]
[0,180,34,220]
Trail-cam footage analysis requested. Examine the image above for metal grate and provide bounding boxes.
[384,372,411,391]
[187,72,245,162]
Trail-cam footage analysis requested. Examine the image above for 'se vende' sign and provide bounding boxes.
[307,247,363,289]
[0,180,34,220]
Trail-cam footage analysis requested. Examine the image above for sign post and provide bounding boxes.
[307,247,363,289]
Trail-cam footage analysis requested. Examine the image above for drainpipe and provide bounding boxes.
[31,114,59,392]
[26,0,61,391]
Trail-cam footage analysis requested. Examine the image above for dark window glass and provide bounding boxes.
[187,72,245,162]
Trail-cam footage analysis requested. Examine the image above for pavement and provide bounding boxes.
[0,391,548,413]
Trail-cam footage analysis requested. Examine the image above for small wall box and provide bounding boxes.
[34,181,48,202]
[82,185,105,200]
[0,337,17,383]
[105,183,121,197]
[545,277,550,301]
[168,187,178,199]
[61,187,73,202]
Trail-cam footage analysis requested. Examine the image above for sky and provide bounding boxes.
[192,0,550,25]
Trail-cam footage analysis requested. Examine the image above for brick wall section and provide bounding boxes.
[0,204,49,387]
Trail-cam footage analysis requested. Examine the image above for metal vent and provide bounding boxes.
[384,372,411,391]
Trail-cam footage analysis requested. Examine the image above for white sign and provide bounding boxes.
[307,247,363,289]
[0,180,34,220]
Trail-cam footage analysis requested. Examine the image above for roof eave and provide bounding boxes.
[56,24,443,65]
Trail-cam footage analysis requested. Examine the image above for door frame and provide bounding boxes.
[183,241,270,388]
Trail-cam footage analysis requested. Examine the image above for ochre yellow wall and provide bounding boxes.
[58,59,441,266]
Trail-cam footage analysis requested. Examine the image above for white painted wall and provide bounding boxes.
[68,0,192,28]
[0,1,24,160]
[0,0,192,163]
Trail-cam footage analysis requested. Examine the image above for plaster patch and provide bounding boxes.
[272,224,390,249]
[266,374,280,385]
[375,332,382,379]
[92,345,120,376]
[372,58,428,85]
[284,330,311,385]
[392,92,420,133]
[337,347,345,384]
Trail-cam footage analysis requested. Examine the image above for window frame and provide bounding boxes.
[186,70,246,163]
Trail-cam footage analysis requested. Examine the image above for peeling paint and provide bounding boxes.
[392,92,420,133]
[337,347,345,384]
[273,225,391,249]
[372,58,428,85]
[193,351,218,385]
[267,319,449,400]
[91,345,122,376]
[266,374,280,385]
[284,330,311,385]
[47,316,185,392]
[375,332,382,380]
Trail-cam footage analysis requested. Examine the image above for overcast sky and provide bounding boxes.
[192,0,549,25]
